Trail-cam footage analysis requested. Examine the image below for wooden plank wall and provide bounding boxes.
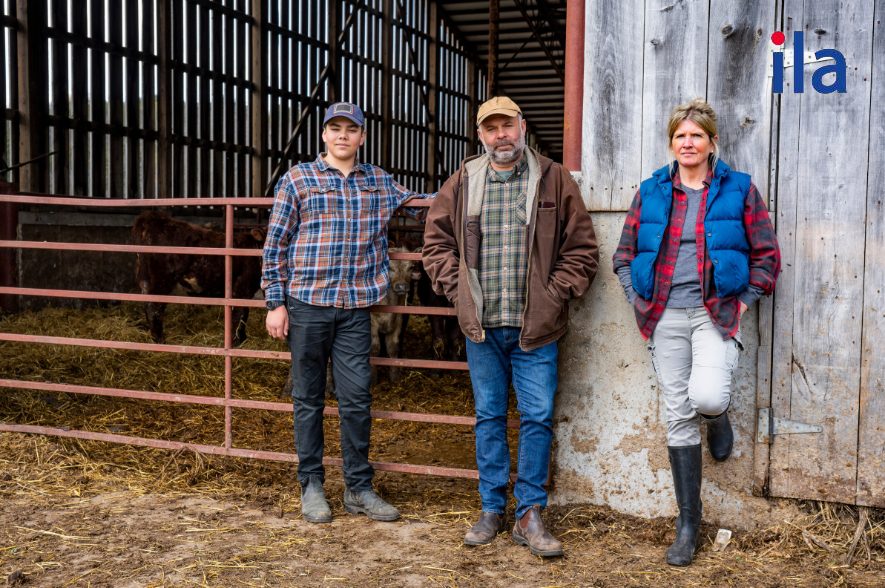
[584,0,883,506]
[640,0,709,178]
[768,0,876,505]
[582,0,643,211]
[856,0,883,508]
[584,0,774,205]
[705,0,777,495]
[7,0,477,199]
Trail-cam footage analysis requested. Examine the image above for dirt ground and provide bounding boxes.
[1,305,884,586]
[1,433,883,588]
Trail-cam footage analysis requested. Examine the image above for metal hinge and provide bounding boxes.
[756,407,823,444]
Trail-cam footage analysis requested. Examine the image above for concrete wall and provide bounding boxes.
[550,206,794,529]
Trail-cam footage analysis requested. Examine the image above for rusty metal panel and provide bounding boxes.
[768,0,875,504]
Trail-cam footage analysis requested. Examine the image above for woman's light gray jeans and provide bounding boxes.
[648,307,741,446]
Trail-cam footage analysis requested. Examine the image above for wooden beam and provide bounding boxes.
[250,0,267,198]
[108,0,124,197]
[466,58,477,156]
[71,0,88,195]
[327,0,340,102]
[426,2,439,190]
[17,0,48,193]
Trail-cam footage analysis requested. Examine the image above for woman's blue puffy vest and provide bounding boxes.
[631,160,751,300]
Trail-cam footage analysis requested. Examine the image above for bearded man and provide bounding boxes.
[422,97,599,557]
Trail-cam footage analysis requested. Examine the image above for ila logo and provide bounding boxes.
[771,31,846,94]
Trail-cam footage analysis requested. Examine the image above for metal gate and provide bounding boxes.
[0,192,516,480]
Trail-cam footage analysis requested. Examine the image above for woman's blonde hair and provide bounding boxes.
[667,98,720,172]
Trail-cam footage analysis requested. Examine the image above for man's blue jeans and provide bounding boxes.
[465,327,558,519]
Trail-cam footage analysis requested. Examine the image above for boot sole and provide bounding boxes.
[344,504,400,522]
[511,532,563,557]
[464,530,503,546]
[302,512,333,524]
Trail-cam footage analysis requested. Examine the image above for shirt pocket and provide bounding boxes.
[302,185,343,217]
[355,182,384,237]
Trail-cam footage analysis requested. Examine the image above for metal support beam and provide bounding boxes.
[563,0,584,171]
[488,0,499,96]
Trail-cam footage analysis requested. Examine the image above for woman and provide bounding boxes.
[612,98,780,566]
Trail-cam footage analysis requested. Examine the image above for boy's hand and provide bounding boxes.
[266,306,289,340]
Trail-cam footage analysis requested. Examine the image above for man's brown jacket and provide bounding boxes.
[422,149,599,350]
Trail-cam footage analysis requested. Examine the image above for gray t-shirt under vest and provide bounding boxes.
[667,185,704,308]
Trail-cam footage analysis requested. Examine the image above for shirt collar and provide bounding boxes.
[487,155,528,183]
[672,164,713,191]
[315,153,367,175]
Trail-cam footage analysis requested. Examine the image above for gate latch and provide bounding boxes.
[756,407,823,444]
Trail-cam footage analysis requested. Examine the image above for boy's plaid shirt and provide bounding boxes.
[612,167,780,340]
[262,154,431,308]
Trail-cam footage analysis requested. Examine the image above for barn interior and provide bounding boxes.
[0,1,577,478]
[1,2,884,585]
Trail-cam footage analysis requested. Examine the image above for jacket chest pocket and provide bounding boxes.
[533,207,559,266]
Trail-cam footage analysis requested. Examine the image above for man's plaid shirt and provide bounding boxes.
[480,158,529,327]
[262,154,430,308]
[612,166,780,340]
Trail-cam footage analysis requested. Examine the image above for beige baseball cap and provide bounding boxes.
[476,96,522,125]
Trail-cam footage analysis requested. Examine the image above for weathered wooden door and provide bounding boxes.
[763,1,884,507]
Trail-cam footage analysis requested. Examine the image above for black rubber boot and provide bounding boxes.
[666,445,702,566]
[703,410,734,461]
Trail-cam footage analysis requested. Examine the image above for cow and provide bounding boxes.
[279,247,416,397]
[132,210,265,347]
[415,260,464,363]
[370,247,416,383]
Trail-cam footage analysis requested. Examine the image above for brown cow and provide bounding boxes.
[415,260,464,363]
[370,247,416,383]
[132,210,265,346]
[279,247,415,397]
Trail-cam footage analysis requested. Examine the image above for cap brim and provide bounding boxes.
[324,114,364,126]
[477,108,520,124]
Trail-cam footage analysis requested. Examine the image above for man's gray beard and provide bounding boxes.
[483,136,526,165]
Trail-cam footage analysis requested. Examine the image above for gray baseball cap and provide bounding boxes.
[323,102,365,126]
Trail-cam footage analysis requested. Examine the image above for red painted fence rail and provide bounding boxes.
[0,194,510,479]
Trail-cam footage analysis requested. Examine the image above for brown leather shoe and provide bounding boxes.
[464,512,506,546]
[512,506,563,557]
